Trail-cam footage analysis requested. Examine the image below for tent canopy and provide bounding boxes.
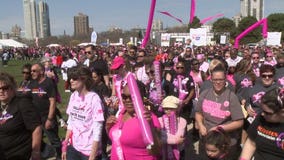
[0,39,27,48]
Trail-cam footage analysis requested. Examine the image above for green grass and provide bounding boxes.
[1,59,68,138]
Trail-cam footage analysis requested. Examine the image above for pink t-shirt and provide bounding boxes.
[66,91,104,155]
[109,113,160,160]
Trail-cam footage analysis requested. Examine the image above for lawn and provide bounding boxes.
[0,59,68,138]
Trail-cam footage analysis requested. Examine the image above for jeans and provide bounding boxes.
[42,118,62,158]
[67,145,102,160]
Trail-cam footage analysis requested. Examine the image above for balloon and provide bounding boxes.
[189,0,196,24]
[200,13,224,24]
[234,18,268,49]
[142,0,156,48]
[153,60,162,104]
[158,11,183,24]
[113,74,125,117]
[127,73,154,147]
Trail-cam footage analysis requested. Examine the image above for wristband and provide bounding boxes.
[47,117,53,121]
[61,140,68,153]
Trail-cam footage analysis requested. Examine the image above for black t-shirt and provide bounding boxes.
[0,96,41,160]
[247,115,284,160]
[28,77,56,118]
[89,59,109,76]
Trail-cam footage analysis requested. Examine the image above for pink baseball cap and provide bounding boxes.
[110,56,125,70]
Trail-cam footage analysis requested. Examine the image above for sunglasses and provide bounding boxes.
[252,57,259,59]
[22,71,30,74]
[176,67,184,70]
[31,70,38,73]
[85,51,92,54]
[121,94,131,100]
[261,74,274,79]
[146,70,154,75]
[212,79,225,83]
[0,85,10,91]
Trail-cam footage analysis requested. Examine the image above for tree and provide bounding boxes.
[237,16,262,45]
[187,16,201,32]
[212,18,236,43]
[267,13,284,42]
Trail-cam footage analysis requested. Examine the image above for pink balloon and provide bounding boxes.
[234,18,268,49]
[158,11,183,24]
[127,73,154,147]
[189,0,196,24]
[200,13,224,25]
[142,0,156,48]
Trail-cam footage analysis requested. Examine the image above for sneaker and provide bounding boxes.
[59,119,67,128]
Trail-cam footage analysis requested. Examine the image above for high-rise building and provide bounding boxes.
[152,19,163,31]
[74,13,89,36]
[38,0,51,38]
[23,0,51,40]
[23,0,37,40]
[240,0,264,20]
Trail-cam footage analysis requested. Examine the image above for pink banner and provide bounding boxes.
[158,11,183,24]
[142,0,156,48]
[189,0,196,24]
[234,18,268,49]
[200,13,224,24]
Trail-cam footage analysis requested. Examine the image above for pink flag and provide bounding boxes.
[158,11,183,24]
[189,0,196,24]
[142,0,156,48]
[200,13,224,24]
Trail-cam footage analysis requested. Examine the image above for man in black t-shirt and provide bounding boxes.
[28,63,61,159]
[85,44,110,88]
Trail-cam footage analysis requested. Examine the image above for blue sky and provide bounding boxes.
[0,0,283,36]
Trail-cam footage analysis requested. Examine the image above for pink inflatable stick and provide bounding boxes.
[142,0,156,48]
[127,73,154,147]
[189,0,196,24]
[234,18,268,49]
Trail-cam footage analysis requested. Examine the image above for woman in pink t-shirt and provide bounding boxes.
[106,84,161,160]
[62,66,105,160]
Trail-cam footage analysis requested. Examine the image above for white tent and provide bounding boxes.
[0,39,27,48]
[46,43,61,47]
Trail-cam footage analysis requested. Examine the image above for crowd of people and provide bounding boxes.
[0,41,284,160]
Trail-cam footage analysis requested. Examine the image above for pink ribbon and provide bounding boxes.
[127,73,154,147]
[142,0,156,48]
[158,11,183,24]
[234,18,268,49]
[200,13,224,24]
[189,0,196,24]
